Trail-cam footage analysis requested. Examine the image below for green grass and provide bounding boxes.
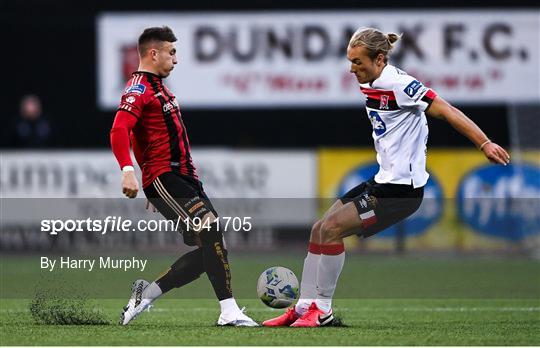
[1,254,539,345]
[2,254,539,299]
[1,298,539,345]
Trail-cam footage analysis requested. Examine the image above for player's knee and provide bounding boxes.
[198,223,223,246]
[202,212,217,224]
[319,215,343,242]
[309,220,322,242]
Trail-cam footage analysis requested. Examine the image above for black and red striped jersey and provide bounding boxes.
[118,71,197,188]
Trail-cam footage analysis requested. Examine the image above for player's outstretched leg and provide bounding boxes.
[262,227,323,327]
[291,202,360,327]
[294,228,323,315]
[263,201,344,327]
[291,242,344,327]
[119,248,205,325]
[198,223,258,327]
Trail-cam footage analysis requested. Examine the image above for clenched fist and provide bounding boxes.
[122,170,139,198]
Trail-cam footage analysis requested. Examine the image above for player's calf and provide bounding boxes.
[197,222,232,300]
[155,248,204,292]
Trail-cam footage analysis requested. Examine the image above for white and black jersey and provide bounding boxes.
[359,64,437,188]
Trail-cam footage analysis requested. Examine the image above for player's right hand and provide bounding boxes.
[122,171,139,198]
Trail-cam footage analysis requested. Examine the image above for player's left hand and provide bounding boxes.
[482,142,510,165]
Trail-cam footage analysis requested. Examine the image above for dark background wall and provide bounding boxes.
[5,0,538,149]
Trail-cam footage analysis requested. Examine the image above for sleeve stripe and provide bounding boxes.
[421,89,437,112]
[421,89,437,105]
[425,89,437,99]
[116,107,140,119]
[421,95,435,106]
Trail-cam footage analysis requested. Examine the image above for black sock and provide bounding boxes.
[155,248,204,294]
[199,223,232,301]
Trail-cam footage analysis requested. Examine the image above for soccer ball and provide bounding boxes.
[257,266,299,308]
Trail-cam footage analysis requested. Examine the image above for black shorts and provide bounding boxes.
[339,178,424,238]
[143,171,218,246]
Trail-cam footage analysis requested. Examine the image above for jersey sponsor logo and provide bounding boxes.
[337,162,443,238]
[368,111,387,136]
[124,84,146,95]
[456,163,540,241]
[404,80,423,98]
[162,98,179,113]
[380,95,390,110]
[126,95,136,104]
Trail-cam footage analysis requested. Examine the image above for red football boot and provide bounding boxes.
[290,302,334,327]
[262,306,300,327]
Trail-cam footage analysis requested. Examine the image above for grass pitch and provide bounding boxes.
[1,298,539,345]
[1,254,539,345]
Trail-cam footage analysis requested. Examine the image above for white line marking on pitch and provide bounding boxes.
[2,307,539,313]
[146,307,540,313]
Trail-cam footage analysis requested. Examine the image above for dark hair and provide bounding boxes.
[138,26,177,55]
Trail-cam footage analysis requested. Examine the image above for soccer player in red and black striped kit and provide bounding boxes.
[110,26,257,327]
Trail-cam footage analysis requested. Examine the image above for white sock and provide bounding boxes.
[219,297,241,315]
[142,281,162,301]
[316,251,345,314]
[295,251,321,315]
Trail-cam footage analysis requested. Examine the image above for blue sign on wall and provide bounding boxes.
[337,163,443,238]
[456,163,540,241]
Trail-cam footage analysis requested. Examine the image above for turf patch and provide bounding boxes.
[29,284,110,325]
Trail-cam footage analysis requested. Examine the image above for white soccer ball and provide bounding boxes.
[257,266,299,308]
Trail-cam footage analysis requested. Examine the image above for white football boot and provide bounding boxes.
[217,307,259,327]
[119,279,152,325]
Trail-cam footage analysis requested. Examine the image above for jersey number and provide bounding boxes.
[368,111,387,136]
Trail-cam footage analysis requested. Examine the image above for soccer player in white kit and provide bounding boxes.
[263,27,511,327]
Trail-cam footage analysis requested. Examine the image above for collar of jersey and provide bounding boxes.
[369,64,391,88]
[133,71,162,80]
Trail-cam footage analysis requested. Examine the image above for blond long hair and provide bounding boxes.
[348,27,401,63]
